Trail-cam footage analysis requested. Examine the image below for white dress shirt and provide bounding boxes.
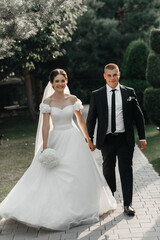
[106,83,125,134]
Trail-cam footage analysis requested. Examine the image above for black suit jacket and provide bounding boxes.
[86,84,146,150]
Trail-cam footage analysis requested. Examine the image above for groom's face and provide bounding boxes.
[104,68,120,89]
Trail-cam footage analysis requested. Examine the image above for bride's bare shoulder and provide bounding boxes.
[67,94,78,104]
[43,96,53,105]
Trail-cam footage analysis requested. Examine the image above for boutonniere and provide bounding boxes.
[127,96,135,101]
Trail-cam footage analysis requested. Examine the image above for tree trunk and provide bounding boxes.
[23,69,36,120]
[32,73,42,111]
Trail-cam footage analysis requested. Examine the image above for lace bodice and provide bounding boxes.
[40,99,83,130]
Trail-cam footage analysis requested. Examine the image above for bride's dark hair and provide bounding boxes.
[49,69,68,83]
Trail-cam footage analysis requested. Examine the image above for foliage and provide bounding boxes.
[122,0,160,39]
[144,28,160,126]
[0,116,36,202]
[144,88,160,126]
[0,0,86,80]
[97,0,160,42]
[120,79,149,120]
[150,28,160,54]
[114,38,149,121]
[65,0,121,68]
[146,52,160,88]
[1,0,160,105]
[51,0,160,103]
[135,124,160,176]
[121,39,149,80]
[0,0,86,59]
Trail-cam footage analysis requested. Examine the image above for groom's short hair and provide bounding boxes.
[104,63,119,72]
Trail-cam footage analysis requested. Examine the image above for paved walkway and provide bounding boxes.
[0,106,160,240]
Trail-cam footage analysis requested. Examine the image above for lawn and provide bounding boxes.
[135,124,160,175]
[0,116,159,204]
[0,117,37,203]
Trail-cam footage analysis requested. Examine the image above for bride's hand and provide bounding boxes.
[87,139,96,152]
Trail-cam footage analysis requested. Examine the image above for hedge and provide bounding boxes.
[121,39,149,80]
[120,79,149,120]
[144,88,160,126]
[150,28,160,54]
[146,52,160,88]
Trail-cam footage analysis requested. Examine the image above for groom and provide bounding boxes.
[87,63,147,216]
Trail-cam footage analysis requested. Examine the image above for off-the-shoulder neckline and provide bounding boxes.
[41,101,80,110]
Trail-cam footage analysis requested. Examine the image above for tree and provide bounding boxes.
[120,39,149,119]
[0,0,86,59]
[144,28,160,127]
[99,0,160,40]
[0,0,86,78]
[0,0,86,119]
[121,39,149,80]
[56,0,121,102]
[52,0,160,103]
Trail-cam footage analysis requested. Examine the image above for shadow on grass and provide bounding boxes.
[0,116,38,139]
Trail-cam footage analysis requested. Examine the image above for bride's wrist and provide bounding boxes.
[86,137,91,143]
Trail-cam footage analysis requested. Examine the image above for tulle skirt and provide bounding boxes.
[0,126,116,230]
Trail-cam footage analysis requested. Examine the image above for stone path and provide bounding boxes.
[0,106,160,240]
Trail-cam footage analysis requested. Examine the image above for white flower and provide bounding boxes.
[127,96,135,101]
[38,148,59,169]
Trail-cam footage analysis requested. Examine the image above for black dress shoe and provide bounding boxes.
[124,206,135,216]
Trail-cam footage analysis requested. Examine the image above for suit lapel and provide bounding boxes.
[100,86,108,121]
[120,84,128,120]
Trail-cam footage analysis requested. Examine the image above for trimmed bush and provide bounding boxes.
[150,28,160,54]
[146,52,160,88]
[121,44,132,78]
[121,39,149,80]
[120,79,149,119]
[144,88,160,126]
[144,28,160,126]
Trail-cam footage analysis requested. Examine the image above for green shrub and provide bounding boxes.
[150,28,160,54]
[146,52,160,88]
[120,79,149,121]
[144,88,160,126]
[121,39,149,80]
[121,44,132,78]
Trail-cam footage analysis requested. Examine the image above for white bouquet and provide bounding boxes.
[38,148,59,169]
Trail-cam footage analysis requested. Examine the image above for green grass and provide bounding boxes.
[135,124,160,175]
[0,117,37,203]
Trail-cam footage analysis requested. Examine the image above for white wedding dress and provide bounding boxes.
[0,100,116,230]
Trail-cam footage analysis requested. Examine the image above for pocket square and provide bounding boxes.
[127,96,135,101]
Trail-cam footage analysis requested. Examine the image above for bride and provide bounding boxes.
[0,69,116,230]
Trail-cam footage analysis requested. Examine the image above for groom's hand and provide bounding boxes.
[87,140,96,152]
[139,140,147,151]
[90,144,96,152]
[90,145,96,152]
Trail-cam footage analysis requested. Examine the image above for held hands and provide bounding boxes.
[87,139,96,152]
[139,140,147,151]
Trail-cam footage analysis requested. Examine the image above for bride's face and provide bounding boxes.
[52,74,67,93]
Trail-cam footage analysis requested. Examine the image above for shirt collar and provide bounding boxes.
[106,83,120,92]
[106,83,120,93]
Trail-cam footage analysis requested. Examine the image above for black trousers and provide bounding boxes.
[101,133,134,206]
